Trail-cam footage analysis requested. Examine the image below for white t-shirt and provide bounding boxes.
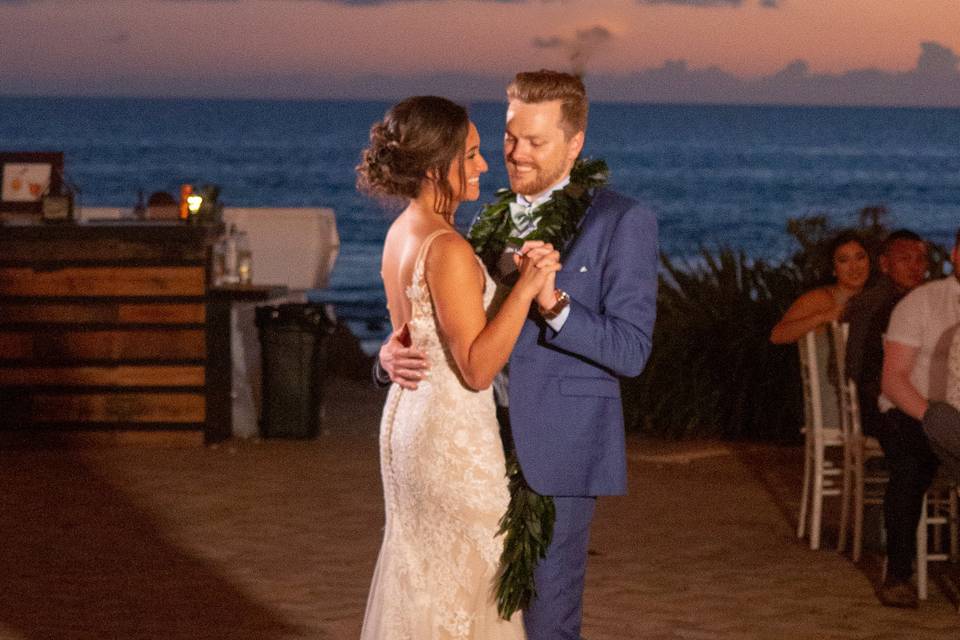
[948,330,960,410]
[879,276,960,412]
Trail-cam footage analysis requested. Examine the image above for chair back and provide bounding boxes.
[798,329,825,432]
[799,324,845,436]
[831,322,862,441]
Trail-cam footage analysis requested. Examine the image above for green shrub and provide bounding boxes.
[622,248,804,441]
[623,207,949,441]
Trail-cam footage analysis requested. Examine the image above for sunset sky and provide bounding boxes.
[2,0,959,105]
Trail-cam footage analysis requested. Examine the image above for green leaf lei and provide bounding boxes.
[469,157,609,272]
[467,157,608,621]
[493,449,555,619]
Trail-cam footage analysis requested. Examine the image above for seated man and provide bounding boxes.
[842,229,929,608]
[879,227,960,607]
[923,331,960,482]
[844,229,929,436]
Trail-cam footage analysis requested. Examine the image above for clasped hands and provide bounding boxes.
[381,240,561,390]
[512,240,562,307]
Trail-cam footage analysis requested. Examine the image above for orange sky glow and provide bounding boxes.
[1,0,958,104]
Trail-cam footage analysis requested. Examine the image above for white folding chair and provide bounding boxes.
[796,327,846,550]
[916,477,960,605]
[832,322,888,561]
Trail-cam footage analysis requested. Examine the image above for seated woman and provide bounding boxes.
[771,230,871,429]
[770,230,871,345]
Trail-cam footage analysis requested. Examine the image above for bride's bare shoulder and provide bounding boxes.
[425,231,473,266]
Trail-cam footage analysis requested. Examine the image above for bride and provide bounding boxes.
[356,96,560,639]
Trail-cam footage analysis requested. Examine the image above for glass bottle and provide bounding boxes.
[235,228,252,285]
[221,224,240,285]
[211,234,227,286]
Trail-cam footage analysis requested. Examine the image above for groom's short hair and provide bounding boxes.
[507,70,588,138]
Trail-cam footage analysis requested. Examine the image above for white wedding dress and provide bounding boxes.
[361,230,525,639]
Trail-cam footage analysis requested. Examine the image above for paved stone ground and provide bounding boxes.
[1,375,959,639]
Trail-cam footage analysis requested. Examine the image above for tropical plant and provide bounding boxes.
[622,248,803,440]
[623,207,949,441]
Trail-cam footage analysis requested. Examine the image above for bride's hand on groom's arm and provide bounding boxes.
[379,326,429,390]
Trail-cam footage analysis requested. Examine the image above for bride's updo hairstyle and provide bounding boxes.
[357,96,469,217]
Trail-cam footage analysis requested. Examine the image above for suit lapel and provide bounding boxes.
[560,188,603,259]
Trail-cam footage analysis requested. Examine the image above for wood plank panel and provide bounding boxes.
[29,393,205,423]
[0,365,205,387]
[0,233,207,263]
[0,267,205,297]
[0,430,204,447]
[0,333,32,359]
[0,329,206,361]
[0,303,206,324]
[119,303,206,323]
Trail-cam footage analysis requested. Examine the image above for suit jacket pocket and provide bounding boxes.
[555,260,598,303]
[558,376,620,398]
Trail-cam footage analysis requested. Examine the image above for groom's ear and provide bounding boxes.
[565,131,585,163]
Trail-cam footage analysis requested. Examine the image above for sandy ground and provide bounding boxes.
[2,375,959,639]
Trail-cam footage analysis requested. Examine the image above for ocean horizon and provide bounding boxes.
[3,96,958,346]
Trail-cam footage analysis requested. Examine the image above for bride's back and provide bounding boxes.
[381,212,453,332]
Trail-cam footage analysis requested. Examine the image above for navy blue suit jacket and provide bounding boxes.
[507,188,657,497]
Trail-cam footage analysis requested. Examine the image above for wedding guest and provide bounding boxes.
[878,227,960,608]
[949,330,960,412]
[771,230,871,429]
[841,229,930,609]
[843,229,929,433]
[922,330,960,485]
[770,230,871,345]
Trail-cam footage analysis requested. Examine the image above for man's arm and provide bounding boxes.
[375,326,430,390]
[543,203,657,377]
[881,339,927,420]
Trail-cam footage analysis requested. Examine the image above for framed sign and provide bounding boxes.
[0,152,64,213]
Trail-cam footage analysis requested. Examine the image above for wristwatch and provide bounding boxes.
[539,288,570,320]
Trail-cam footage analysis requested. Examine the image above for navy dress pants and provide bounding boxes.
[524,496,596,640]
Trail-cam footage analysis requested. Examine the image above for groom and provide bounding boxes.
[377,70,658,640]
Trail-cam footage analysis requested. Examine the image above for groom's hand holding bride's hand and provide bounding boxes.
[514,240,561,302]
[380,324,429,390]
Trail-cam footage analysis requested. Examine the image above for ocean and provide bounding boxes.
[2,97,959,346]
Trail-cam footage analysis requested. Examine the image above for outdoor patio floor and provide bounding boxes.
[2,375,958,639]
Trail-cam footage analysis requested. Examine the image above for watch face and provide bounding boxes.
[42,194,72,221]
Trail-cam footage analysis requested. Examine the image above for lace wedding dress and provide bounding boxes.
[361,230,525,639]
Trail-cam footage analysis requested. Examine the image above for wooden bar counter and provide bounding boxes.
[0,222,223,444]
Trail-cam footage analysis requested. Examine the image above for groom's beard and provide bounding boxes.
[506,157,567,198]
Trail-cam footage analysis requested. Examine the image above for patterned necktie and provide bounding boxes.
[508,201,538,238]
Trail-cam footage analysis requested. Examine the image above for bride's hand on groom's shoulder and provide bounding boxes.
[380,325,430,390]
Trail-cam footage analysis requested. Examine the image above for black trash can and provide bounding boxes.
[255,303,336,438]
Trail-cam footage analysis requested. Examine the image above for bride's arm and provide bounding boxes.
[427,234,558,391]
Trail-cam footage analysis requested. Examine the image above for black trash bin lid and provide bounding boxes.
[255,303,336,332]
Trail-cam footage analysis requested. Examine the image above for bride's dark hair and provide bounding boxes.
[357,96,469,218]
